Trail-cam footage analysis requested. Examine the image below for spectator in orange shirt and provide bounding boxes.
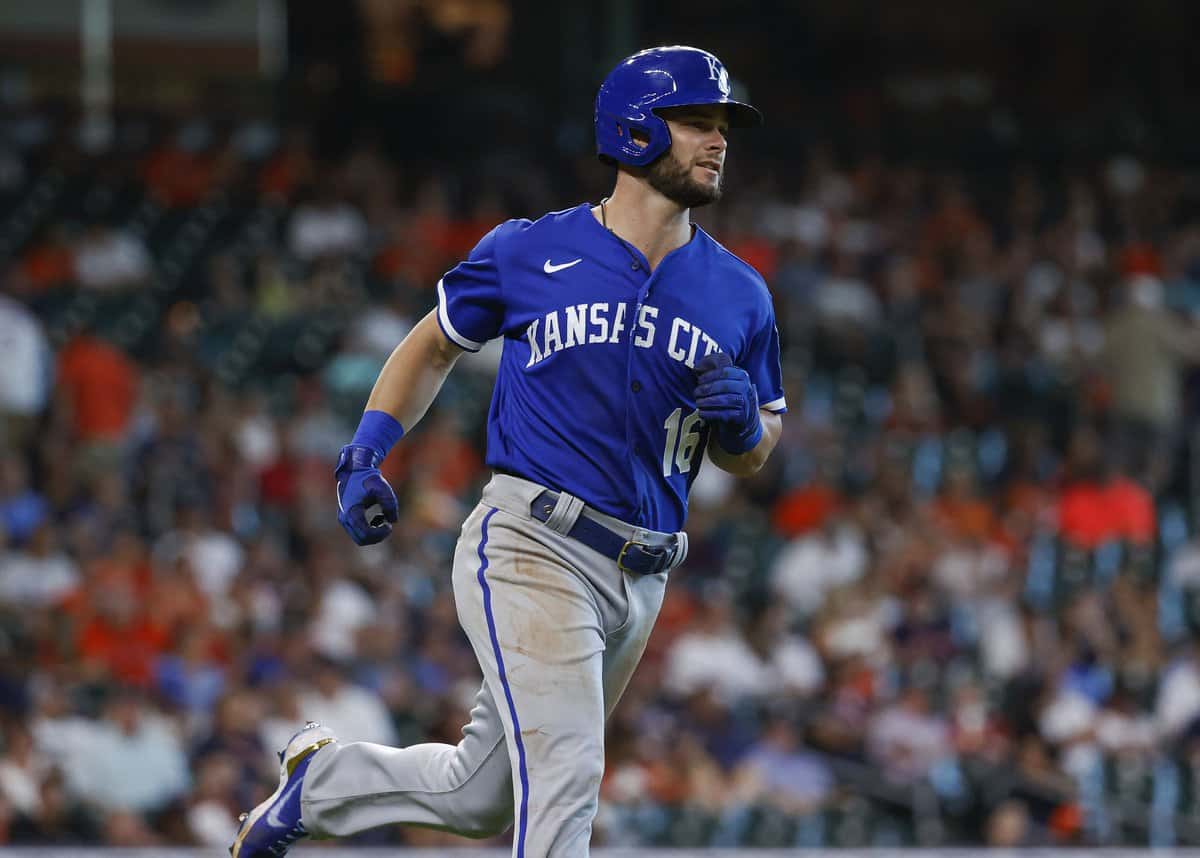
[257,126,314,204]
[722,207,780,281]
[141,122,227,209]
[1101,470,1155,546]
[921,180,987,262]
[76,579,170,688]
[10,225,75,297]
[935,463,996,542]
[1057,424,1155,549]
[55,333,138,444]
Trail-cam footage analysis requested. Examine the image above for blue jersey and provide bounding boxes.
[435,203,787,532]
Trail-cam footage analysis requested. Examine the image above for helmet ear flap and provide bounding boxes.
[595,106,671,167]
[625,118,666,158]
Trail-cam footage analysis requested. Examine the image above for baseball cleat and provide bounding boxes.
[229,721,336,857]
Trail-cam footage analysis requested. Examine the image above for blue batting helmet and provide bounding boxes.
[595,46,762,168]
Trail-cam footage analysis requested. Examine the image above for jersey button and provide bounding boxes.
[631,380,642,393]
[631,262,641,271]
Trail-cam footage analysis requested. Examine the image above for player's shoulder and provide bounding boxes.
[692,225,772,303]
[464,215,534,263]
[489,204,591,246]
[478,215,531,249]
[467,204,590,268]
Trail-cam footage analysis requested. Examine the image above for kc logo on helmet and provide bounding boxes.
[704,56,731,95]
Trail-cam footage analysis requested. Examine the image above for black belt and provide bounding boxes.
[529,489,676,575]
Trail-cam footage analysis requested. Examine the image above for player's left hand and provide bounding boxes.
[693,351,763,454]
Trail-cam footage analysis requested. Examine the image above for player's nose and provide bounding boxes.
[704,129,727,154]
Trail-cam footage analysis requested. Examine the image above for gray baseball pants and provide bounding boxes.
[299,473,683,856]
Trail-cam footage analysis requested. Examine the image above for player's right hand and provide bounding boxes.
[335,444,399,546]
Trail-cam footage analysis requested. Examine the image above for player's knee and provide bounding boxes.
[455,790,515,838]
[553,746,606,807]
[575,753,606,797]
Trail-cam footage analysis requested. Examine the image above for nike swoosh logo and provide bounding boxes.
[543,258,582,274]
[265,775,303,828]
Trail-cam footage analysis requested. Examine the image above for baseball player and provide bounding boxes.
[231,45,787,858]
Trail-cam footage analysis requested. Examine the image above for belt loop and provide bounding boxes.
[544,491,585,535]
[668,531,688,570]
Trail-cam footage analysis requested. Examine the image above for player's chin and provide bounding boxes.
[687,174,723,206]
[686,177,720,205]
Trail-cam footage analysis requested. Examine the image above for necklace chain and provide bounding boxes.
[599,197,643,272]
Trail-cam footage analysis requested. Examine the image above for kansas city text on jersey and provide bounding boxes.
[524,302,721,369]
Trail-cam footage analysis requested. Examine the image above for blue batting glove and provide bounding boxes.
[693,352,763,454]
[335,445,400,546]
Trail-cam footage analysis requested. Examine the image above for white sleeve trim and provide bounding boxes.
[436,278,485,352]
[761,396,788,412]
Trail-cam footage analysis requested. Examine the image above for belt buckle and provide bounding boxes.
[617,540,637,574]
[617,539,669,574]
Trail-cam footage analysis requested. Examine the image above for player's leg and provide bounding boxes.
[232,661,513,855]
[299,677,514,838]
[453,504,613,857]
[295,503,519,840]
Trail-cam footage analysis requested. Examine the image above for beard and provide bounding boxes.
[644,150,723,208]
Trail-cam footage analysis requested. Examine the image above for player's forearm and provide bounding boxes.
[364,309,465,431]
[707,410,781,476]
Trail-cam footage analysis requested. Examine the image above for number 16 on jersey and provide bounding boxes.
[662,407,703,476]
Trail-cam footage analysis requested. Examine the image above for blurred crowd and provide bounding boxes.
[0,104,1199,850]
